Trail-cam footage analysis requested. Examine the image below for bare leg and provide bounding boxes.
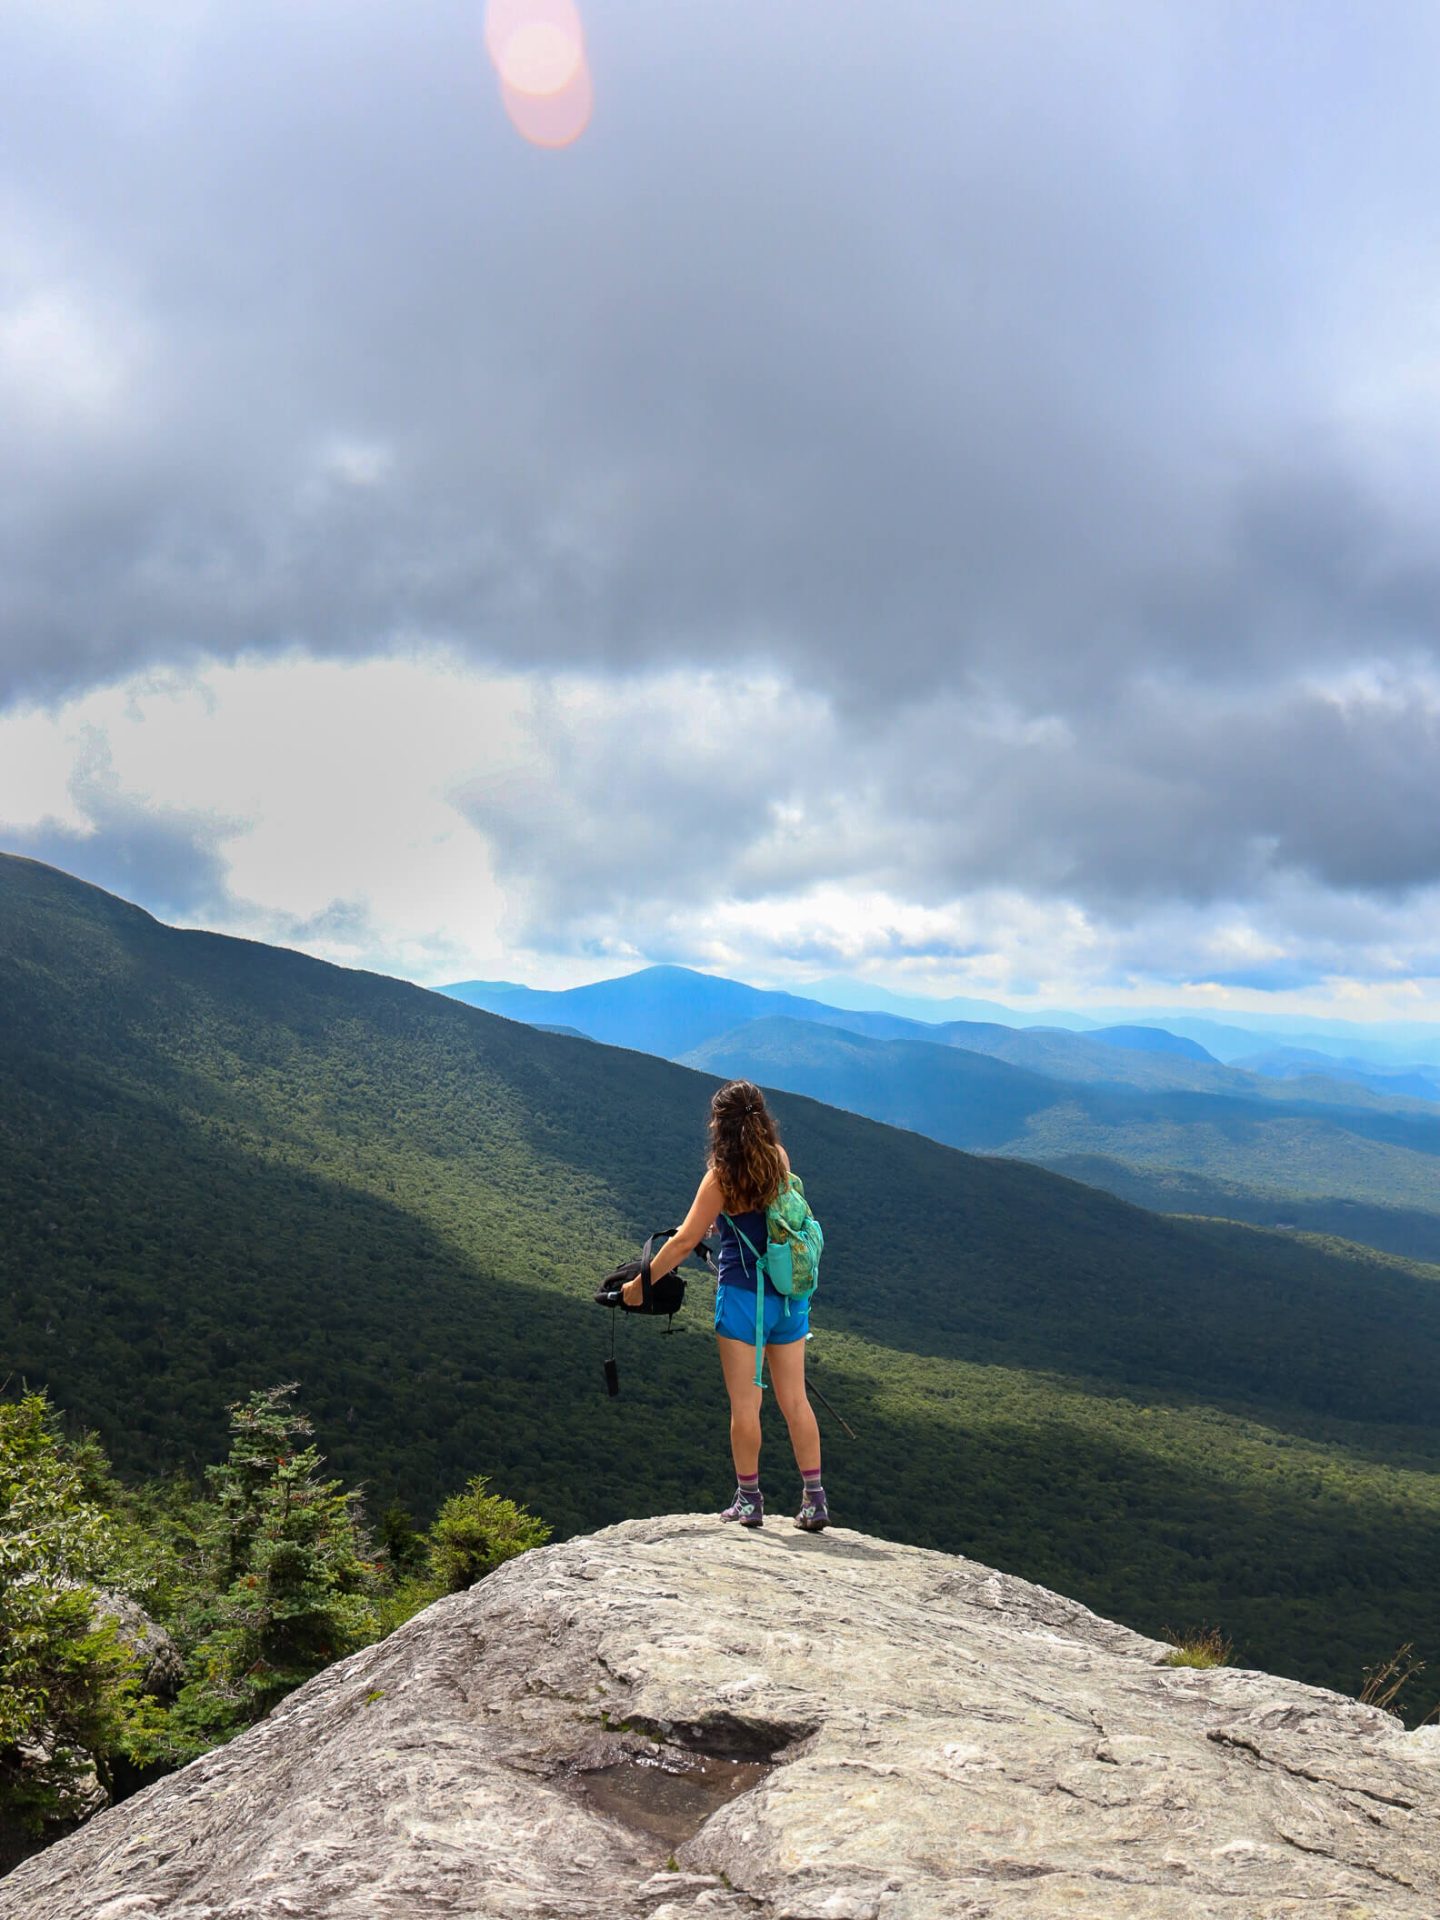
[766,1338,821,1477]
[717,1335,763,1478]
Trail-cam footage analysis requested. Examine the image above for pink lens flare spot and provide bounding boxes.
[498,20,583,96]
[485,0,567,63]
[501,55,593,149]
[485,1,585,89]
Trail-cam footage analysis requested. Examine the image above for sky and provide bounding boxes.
[3,0,1440,1017]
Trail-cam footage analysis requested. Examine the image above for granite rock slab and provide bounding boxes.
[4,1515,1437,1919]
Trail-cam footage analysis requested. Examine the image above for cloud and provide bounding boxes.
[0,656,520,979]
[4,0,1440,719]
[3,654,1439,1013]
[450,668,839,929]
[0,289,136,429]
[888,668,1440,907]
[5,730,242,919]
[442,659,1440,1006]
[453,662,1440,947]
[3,2,1440,1012]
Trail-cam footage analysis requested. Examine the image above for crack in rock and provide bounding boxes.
[1207,1728,1418,1809]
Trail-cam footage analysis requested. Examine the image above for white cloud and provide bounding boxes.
[3,652,1440,1020]
[0,653,524,979]
[0,701,80,827]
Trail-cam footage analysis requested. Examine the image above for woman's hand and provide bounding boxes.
[620,1169,722,1310]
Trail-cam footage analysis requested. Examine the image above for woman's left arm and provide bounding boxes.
[620,1169,723,1306]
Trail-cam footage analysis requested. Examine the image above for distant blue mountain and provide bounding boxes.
[1234,1046,1440,1105]
[1089,1011,1440,1070]
[1088,1025,1216,1062]
[443,967,1440,1072]
[678,1016,1440,1162]
[795,975,1096,1028]
[438,966,1428,1109]
[434,964,1440,1258]
[678,1016,1067,1150]
[820,1013,1257,1094]
[440,965,845,1060]
[440,968,1219,1089]
[677,1015,1440,1261]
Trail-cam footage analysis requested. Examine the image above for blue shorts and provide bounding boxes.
[714,1283,810,1348]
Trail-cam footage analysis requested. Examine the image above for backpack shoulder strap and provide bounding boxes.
[639,1227,680,1311]
[721,1211,767,1268]
[721,1213,770,1390]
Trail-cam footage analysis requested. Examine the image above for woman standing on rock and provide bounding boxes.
[622,1079,827,1531]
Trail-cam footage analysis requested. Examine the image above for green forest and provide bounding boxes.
[4,851,1440,1854]
[681,1015,1440,1261]
[0,1380,546,1867]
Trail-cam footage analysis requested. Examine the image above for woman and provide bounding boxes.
[622,1079,828,1531]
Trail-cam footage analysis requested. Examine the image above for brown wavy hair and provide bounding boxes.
[708,1080,786,1212]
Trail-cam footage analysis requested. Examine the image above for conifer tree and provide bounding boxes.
[0,1394,135,1846]
[166,1385,380,1749]
[426,1475,551,1592]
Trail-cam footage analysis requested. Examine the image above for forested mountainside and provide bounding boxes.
[448,966,1440,1261]
[5,851,1440,1700]
[680,1017,1440,1263]
[446,965,1439,1110]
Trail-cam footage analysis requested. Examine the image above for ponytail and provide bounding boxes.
[708,1080,786,1212]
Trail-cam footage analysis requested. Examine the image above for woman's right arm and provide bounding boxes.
[620,1168,724,1303]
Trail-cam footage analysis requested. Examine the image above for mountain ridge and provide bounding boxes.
[442,962,1440,1260]
[7,850,1440,1700]
[442,962,1440,1114]
[443,965,1440,1069]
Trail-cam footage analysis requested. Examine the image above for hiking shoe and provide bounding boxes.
[720,1485,764,1526]
[796,1486,829,1532]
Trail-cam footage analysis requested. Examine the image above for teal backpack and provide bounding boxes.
[723,1173,824,1387]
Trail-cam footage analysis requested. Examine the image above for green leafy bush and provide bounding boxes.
[426,1476,551,1594]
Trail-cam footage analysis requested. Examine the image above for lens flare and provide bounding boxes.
[501,58,593,150]
[497,20,583,95]
[484,1,591,148]
[485,0,581,68]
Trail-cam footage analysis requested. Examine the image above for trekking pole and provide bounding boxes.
[801,1333,857,1438]
[806,1378,857,1441]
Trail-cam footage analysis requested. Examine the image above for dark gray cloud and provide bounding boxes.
[458,668,1440,956]
[5,0,1440,709]
[876,678,1440,908]
[4,0,1440,960]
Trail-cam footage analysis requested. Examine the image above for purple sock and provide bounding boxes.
[801,1467,823,1490]
[737,1471,759,1490]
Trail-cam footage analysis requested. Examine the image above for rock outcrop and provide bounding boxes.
[0,1587,183,1878]
[90,1586,185,1699]
[3,1515,1437,1918]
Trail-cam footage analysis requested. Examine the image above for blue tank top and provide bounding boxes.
[716,1209,779,1296]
